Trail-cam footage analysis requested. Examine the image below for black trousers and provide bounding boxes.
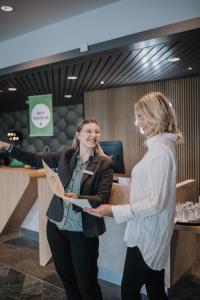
[121,246,168,300]
[46,220,102,300]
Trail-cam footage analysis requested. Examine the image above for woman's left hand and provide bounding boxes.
[64,192,78,199]
[83,204,113,218]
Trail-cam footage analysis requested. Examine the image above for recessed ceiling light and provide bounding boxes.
[8,87,17,91]
[1,5,14,12]
[64,94,72,98]
[188,67,193,70]
[100,81,104,85]
[67,76,78,80]
[0,89,4,93]
[167,57,180,62]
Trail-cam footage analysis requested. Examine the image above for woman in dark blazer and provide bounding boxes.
[0,118,113,300]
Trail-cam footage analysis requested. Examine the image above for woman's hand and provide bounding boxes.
[0,141,10,151]
[64,192,78,199]
[83,204,113,218]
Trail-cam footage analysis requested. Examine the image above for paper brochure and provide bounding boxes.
[42,160,91,208]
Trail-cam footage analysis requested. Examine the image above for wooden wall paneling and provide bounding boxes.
[84,76,200,198]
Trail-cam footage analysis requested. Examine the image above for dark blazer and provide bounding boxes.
[10,146,114,238]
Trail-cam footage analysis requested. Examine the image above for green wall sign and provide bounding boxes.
[29,94,53,136]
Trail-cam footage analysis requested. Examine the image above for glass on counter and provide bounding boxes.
[175,201,200,223]
[118,177,131,185]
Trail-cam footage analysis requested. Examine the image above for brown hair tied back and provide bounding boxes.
[72,118,106,155]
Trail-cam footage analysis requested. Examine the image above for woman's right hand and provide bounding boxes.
[0,141,10,151]
[83,204,113,218]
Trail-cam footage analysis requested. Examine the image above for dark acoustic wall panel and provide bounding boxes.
[0,104,83,152]
[85,76,200,199]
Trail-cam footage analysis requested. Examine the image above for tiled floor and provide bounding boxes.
[0,230,122,300]
[0,229,199,299]
[0,264,66,300]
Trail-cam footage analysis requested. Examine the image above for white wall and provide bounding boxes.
[0,0,199,69]
[21,200,39,232]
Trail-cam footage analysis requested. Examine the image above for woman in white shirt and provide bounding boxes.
[84,92,183,300]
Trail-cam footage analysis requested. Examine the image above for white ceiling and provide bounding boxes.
[0,0,118,42]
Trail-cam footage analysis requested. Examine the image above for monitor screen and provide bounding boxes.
[100,140,125,173]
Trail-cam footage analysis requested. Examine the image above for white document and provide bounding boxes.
[62,198,92,209]
[42,160,92,208]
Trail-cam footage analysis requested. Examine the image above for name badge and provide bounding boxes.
[83,170,94,175]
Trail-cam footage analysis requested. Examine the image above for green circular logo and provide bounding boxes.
[31,104,50,128]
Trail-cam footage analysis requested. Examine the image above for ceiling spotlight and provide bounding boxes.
[64,94,72,98]
[100,81,104,85]
[1,5,14,12]
[188,67,193,70]
[67,76,78,80]
[8,87,17,91]
[167,57,180,62]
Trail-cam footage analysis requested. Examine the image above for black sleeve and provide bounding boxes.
[9,146,61,169]
[79,159,113,208]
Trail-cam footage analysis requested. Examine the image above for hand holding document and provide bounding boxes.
[63,198,92,209]
[42,160,91,209]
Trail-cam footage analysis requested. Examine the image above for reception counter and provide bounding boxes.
[0,167,44,234]
[0,167,198,287]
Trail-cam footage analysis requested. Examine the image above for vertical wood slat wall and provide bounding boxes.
[84,76,200,199]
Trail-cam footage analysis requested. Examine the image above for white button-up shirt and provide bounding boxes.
[112,133,177,270]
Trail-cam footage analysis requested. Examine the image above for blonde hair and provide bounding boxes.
[72,118,106,155]
[134,92,183,143]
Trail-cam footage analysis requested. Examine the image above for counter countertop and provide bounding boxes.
[0,166,46,178]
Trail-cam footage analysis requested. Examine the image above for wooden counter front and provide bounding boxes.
[37,177,53,266]
[0,167,44,234]
[109,183,130,205]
